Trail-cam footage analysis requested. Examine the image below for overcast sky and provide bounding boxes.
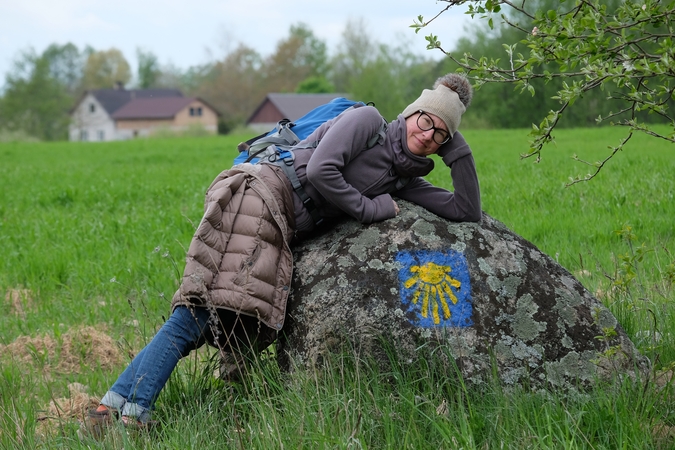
[0,0,475,87]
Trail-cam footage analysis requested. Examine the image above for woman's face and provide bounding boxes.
[405,111,448,156]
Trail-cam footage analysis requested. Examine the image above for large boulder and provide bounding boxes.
[277,201,649,389]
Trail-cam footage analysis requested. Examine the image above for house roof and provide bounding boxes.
[111,97,199,120]
[86,88,184,115]
[247,93,347,124]
[111,97,220,120]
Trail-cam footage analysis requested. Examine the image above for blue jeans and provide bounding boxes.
[100,306,211,423]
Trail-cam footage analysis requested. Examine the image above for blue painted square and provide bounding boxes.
[396,249,473,328]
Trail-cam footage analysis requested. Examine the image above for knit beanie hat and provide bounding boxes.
[401,73,473,136]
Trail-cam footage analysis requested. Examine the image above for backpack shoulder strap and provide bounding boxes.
[261,147,323,226]
[367,117,388,148]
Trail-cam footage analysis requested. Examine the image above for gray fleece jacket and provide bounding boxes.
[289,105,481,234]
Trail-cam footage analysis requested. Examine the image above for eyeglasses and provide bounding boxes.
[416,110,451,145]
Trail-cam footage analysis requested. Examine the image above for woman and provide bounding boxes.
[89,73,480,429]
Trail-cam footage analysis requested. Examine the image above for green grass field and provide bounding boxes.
[0,127,673,448]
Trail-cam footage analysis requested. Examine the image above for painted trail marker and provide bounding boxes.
[397,250,473,328]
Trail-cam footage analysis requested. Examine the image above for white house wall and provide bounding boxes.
[69,94,117,142]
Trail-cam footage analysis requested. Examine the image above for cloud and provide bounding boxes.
[4,0,116,33]
[0,0,471,83]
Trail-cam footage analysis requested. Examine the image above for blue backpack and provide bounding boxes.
[234,97,386,165]
[234,97,388,226]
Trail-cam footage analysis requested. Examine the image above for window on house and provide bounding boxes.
[80,130,88,141]
[98,130,105,141]
[89,104,96,113]
[189,107,203,117]
[197,107,203,116]
[189,107,195,116]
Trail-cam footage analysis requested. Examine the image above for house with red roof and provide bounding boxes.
[246,93,347,132]
[69,85,219,141]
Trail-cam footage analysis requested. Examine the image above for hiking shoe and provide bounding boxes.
[121,415,158,431]
[85,405,117,439]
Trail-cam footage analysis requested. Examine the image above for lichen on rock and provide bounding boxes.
[278,201,649,390]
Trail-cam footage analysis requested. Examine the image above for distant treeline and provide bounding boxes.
[0,16,669,141]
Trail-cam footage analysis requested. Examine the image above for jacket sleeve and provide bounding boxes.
[394,131,482,222]
[305,107,396,224]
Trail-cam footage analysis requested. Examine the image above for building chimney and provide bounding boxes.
[114,81,125,90]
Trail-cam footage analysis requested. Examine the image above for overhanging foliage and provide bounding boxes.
[413,0,675,184]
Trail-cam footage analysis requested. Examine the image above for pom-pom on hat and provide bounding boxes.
[401,73,473,136]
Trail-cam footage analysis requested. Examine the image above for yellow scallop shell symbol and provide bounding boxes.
[404,262,461,325]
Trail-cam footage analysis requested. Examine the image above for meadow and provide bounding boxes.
[0,126,673,448]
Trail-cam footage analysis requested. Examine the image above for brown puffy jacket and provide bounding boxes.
[171,163,296,333]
